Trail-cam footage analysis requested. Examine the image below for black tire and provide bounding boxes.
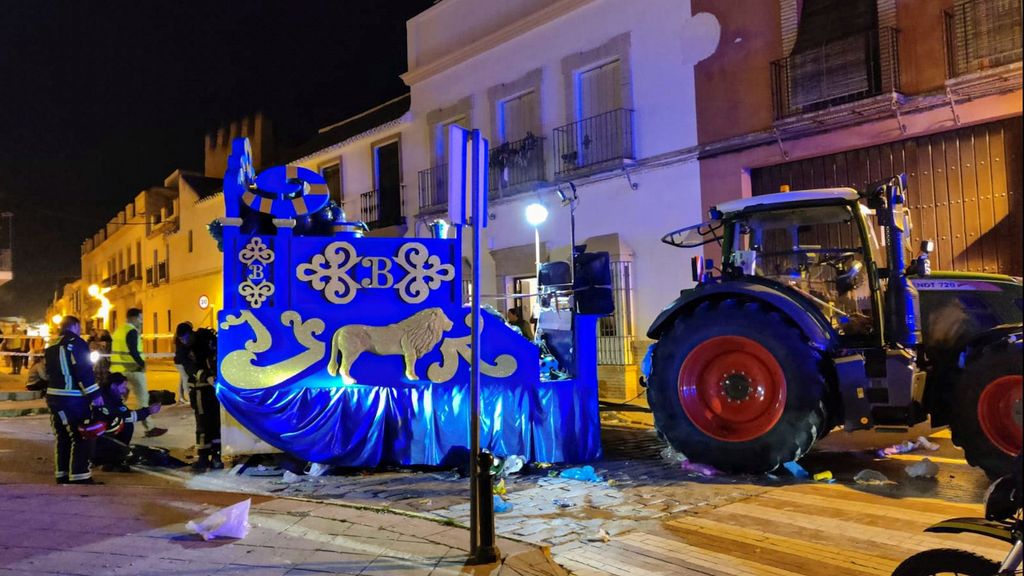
[950,335,1023,479]
[892,548,1000,576]
[647,299,829,474]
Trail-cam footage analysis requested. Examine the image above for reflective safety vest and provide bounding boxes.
[110,323,143,373]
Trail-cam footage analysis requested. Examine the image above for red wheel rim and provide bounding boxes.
[977,375,1023,456]
[677,336,787,442]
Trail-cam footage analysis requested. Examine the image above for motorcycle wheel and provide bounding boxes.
[892,548,1000,576]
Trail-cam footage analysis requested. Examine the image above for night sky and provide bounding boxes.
[0,0,435,319]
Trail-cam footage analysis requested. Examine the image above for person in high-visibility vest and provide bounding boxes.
[111,308,166,438]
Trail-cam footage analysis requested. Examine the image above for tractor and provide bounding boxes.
[646,175,1022,478]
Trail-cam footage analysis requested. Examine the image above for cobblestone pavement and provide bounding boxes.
[2,400,1002,575]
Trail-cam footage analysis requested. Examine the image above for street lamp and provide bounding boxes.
[525,202,548,274]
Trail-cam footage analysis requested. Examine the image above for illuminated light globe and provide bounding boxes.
[51,314,63,325]
[525,203,548,227]
[89,351,100,364]
[87,284,100,297]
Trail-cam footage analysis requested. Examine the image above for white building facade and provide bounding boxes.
[397,0,719,398]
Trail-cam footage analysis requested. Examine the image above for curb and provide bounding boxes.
[1,390,42,401]
[0,406,48,418]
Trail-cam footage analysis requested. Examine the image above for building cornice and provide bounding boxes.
[698,63,1022,160]
[401,0,596,86]
[291,112,413,165]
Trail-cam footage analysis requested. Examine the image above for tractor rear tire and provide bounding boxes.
[950,335,1023,479]
[647,299,828,474]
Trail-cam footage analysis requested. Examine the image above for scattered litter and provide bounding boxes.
[281,470,304,484]
[503,455,525,476]
[534,462,553,469]
[586,528,611,543]
[680,460,720,477]
[493,495,513,514]
[660,446,686,463]
[905,458,939,478]
[553,498,576,509]
[186,499,252,541]
[560,465,604,482]
[812,471,835,483]
[246,464,283,477]
[305,462,331,477]
[783,461,810,480]
[877,436,941,458]
[493,478,507,495]
[854,469,895,486]
[607,479,619,487]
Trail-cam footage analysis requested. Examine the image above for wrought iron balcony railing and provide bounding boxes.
[945,0,1022,78]
[552,108,635,178]
[360,188,404,229]
[489,134,546,197]
[771,27,900,120]
[417,164,448,212]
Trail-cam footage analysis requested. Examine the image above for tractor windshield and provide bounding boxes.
[729,204,876,339]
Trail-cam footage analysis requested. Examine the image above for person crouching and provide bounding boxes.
[94,372,163,472]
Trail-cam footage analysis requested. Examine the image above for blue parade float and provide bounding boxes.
[215,138,603,467]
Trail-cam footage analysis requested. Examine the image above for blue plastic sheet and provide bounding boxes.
[217,374,601,468]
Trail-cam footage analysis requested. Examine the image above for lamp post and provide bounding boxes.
[525,202,548,275]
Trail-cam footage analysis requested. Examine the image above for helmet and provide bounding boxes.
[77,419,108,440]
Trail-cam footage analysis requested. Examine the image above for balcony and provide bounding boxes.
[360,189,405,230]
[489,134,546,198]
[945,0,1022,78]
[553,109,634,178]
[771,27,900,120]
[417,164,448,213]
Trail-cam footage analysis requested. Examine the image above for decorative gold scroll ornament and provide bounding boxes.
[238,237,276,308]
[427,312,517,383]
[295,242,454,305]
[219,310,325,389]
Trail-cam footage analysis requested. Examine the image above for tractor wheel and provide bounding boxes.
[950,336,1023,479]
[647,299,828,474]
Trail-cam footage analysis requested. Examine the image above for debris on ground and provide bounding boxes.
[812,471,835,483]
[245,464,283,477]
[305,462,331,477]
[553,498,576,508]
[186,499,252,541]
[493,478,507,495]
[782,461,810,480]
[904,458,940,478]
[660,446,687,463]
[280,470,304,484]
[586,528,611,543]
[560,465,604,482]
[854,469,895,486]
[680,459,721,477]
[498,455,525,477]
[876,436,941,458]
[493,495,513,513]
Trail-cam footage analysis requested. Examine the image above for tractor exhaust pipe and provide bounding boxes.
[872,174,921,347]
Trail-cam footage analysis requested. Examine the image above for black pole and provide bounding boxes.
[474,451,499,562]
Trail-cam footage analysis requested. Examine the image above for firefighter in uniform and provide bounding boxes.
[45,315,105,484]
[189,328,223,470]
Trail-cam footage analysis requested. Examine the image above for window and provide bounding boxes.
[435,116,467,166]
[577,60,622,121]
[321,162,343,206]
[188,230,193,253]
[597,260,636,365]
[364,140,403,227]
[498,91,538,143]
[730,205,877,342]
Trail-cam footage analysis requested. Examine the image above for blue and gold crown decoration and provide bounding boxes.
[216,137,602,467]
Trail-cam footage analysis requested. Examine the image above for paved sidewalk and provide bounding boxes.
[0,483,565,576]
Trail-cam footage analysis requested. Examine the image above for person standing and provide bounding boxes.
[45,316,105,484]
[5,330,24,375]
[189,328,222,470]
[111,308,166,437]
[173,322,194,406]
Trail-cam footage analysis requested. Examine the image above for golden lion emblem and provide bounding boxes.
[326,307,454,384]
